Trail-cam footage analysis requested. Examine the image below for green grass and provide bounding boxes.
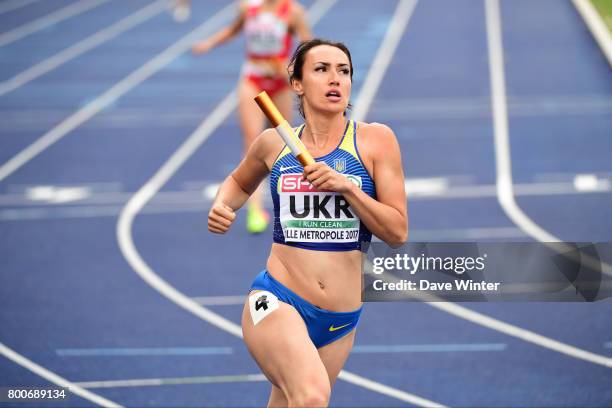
[590,0,612,32]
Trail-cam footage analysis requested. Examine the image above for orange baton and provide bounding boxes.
[254,91,315,167]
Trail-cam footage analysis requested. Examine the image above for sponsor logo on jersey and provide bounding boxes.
[281,174,329,193]
[328,323,352,332]
[279,165,301,172]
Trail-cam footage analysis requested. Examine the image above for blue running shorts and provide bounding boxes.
[249,270,363,349]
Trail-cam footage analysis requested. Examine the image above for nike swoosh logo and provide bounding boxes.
[280,165,301,172]
[328,323,352,332]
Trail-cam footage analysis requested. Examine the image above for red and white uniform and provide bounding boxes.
[242,0,292,96]
[244,0,292,60]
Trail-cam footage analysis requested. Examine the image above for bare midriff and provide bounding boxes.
[246,57,288,78]
[266,243,363,312]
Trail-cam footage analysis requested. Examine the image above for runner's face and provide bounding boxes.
[295,45,352,116]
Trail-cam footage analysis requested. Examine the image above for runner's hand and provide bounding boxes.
[192,40,213,55]
[208,203,236,234]
[303,162,352,193]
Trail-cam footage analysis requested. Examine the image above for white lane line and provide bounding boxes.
[58,343,507,356]
[363,264,612,369]
[426,301,612,368]
[573,173,611,191]
[1,179,610,221]
[351,343,507,353]
[117,0,444,406]
[486,0,612,280]
[75,374,267,389]
[0,0,41,16]
[352,0,418,121]
[0,0,111,47]
[0,342,123,408]
[0,0,167,97]
[0,3,235,184]
[572,0,612,67]
[57,347,233,356]
[429,0,612,369]
[1,177,610,207]
[0,202,208,220]
[405,177,448,196]
[26,185,91,203]
[338,371,444,408]
[0,178,609,208]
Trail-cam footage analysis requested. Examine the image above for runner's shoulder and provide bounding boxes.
[253,127,285,161]
[355,121,399,156]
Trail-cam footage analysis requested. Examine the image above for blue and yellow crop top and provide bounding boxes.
[270,120,376,251]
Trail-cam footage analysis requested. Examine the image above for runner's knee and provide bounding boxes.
[287,378,330,408]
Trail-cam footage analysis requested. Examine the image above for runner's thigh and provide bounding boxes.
[318,330,356,386]
[241,292,329,394]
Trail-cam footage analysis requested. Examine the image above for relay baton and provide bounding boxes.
[254,91,315,167]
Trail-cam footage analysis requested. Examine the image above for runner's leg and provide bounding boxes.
[242,292,331,407]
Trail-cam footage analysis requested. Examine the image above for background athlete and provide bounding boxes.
[208,39,407,406]
[193,0,311,233]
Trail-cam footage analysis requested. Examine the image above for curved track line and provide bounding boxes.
[483,0,612,367]
[353,0,612,370]
[117,91,243,340]
[427,301,612,367]
[117,0,445,406]
[0,342,123,407]
[486,0,612,278]
[486,0,612,279]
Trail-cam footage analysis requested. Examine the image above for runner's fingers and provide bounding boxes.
[208,219,230,233]
[306,167,333,183]
[303,162,324,175]
[209,213,232,228]
[311,173,332,188]
[212,205,236,221]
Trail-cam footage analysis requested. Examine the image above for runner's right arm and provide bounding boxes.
[208,129,279,233]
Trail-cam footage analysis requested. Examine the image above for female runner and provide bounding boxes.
[193,0,311,233]
[208,38,408,406]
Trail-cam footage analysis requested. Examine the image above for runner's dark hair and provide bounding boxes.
[287,38,353,119]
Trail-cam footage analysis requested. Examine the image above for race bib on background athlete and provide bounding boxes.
[278,173,362,243]
[245,12,287,56]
